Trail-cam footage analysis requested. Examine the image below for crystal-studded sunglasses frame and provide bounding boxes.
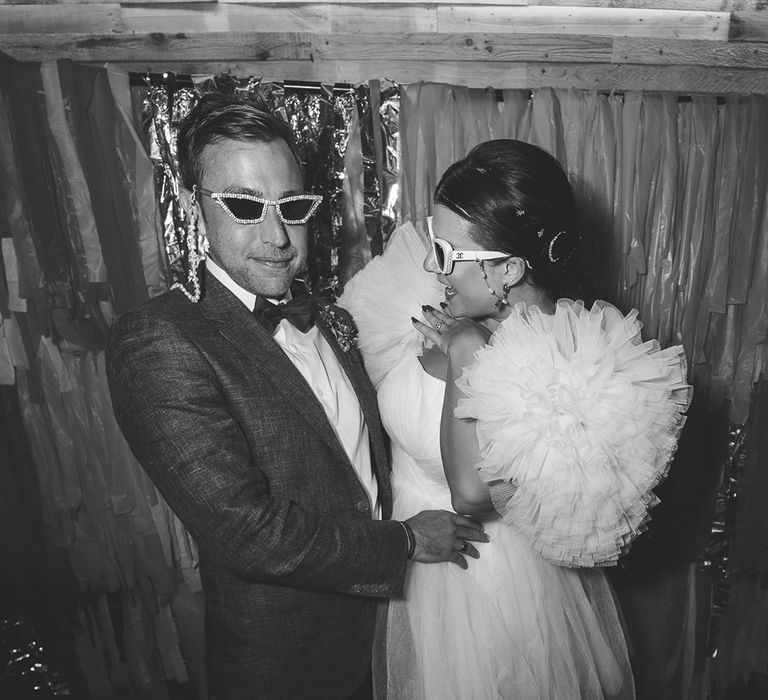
[197,187,323,225]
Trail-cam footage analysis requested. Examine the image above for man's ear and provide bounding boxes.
[503,257,528,287]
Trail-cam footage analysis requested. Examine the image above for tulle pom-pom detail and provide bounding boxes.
[456,299,692,567]
[339,222,443,387]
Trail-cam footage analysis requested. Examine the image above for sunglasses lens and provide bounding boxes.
[432,241,447,273]
[221,197,265,222]
[279,197,317,223]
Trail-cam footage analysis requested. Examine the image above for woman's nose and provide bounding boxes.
[423,248,440,273]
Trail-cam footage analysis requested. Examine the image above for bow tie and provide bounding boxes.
[253,294,317,334]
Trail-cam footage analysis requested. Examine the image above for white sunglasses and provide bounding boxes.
[198,187,322,225]
[426,216,508,275]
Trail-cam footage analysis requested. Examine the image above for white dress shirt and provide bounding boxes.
[206,258,380,518]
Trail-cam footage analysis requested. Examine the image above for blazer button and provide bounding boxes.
[356,500,369,512]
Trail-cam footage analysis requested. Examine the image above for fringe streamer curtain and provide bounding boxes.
[398,82,768,698]
[0,55,205,699]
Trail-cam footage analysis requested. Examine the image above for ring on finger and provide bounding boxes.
[458,541,468,554]
[434,321,443,332]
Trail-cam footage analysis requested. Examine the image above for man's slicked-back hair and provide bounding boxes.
[175,92,303,191]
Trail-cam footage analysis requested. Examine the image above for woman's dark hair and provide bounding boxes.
[175,92,303,191]
[434,139,597,304]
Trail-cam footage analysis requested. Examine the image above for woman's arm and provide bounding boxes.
[414,308,498,519]
[442,340,498,518]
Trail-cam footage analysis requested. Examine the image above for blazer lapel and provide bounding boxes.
[198,276,349,465]
[316,313,393,514]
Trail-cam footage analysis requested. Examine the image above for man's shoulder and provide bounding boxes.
[117,287,198,326]
[107,288,199,353]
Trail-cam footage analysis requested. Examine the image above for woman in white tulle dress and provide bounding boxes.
[340,140,691,699]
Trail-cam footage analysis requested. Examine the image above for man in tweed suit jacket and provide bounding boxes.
[106,94,486,700]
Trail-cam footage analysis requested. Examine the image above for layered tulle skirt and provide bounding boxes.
[377,443,635,700]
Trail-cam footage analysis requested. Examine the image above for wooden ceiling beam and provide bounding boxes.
[5,31,768,71]
[0,2,767,93]
[0,3,732,40]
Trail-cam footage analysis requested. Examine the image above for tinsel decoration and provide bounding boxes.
[1,615,72,697]
[377,81,401,248]
[698,423,748,655]
[284,82,350,296]
[357,80,400,258]
[142,73,194,285]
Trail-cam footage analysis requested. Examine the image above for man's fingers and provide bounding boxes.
[456,525,489,543]
[452,554,468,570]
[453,514,485,531]
[461,543,480,559]
[454,539,480,560]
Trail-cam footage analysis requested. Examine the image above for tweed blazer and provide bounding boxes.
[106,274,409,700]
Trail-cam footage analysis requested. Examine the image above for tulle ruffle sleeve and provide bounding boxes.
[456,299,692,567]
[338,222,443,387]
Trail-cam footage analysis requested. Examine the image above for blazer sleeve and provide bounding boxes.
[106,306,409,598]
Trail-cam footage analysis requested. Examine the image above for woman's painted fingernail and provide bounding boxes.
[439,302,448,309]
[421,304,433,312]
[411,317,419,323]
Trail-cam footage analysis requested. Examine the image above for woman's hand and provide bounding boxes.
[412,305,491,358]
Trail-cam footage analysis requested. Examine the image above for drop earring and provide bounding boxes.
[498,282,511,309]
[477,260,510,309]
[172,185,210,303]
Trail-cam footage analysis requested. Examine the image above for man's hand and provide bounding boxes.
[405,510,489,569]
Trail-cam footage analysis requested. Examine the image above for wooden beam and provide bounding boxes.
[121,4,333,33]
[218,0,526,5]
[103,59,768,93]
[0,0,754,7]
[437,6,730,41]
[0,31,618,64]
[7,30,768,70]
[123,4,437,35]
[730,11,768,42]
[615,36,768,69]
[315,33,613,63]
[527,62,768,93]
[534,1,742,9]
[1,32,314,62]
[201,59,530,87]
[330,4,437,33]
[215,0,744,7]
[0,3,120,32]
[0,0,126,4]
[0,3,736,39]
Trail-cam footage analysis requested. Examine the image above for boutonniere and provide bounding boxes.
[317,303,358,352]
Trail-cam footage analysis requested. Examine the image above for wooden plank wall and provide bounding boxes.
[0,1,767,93]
